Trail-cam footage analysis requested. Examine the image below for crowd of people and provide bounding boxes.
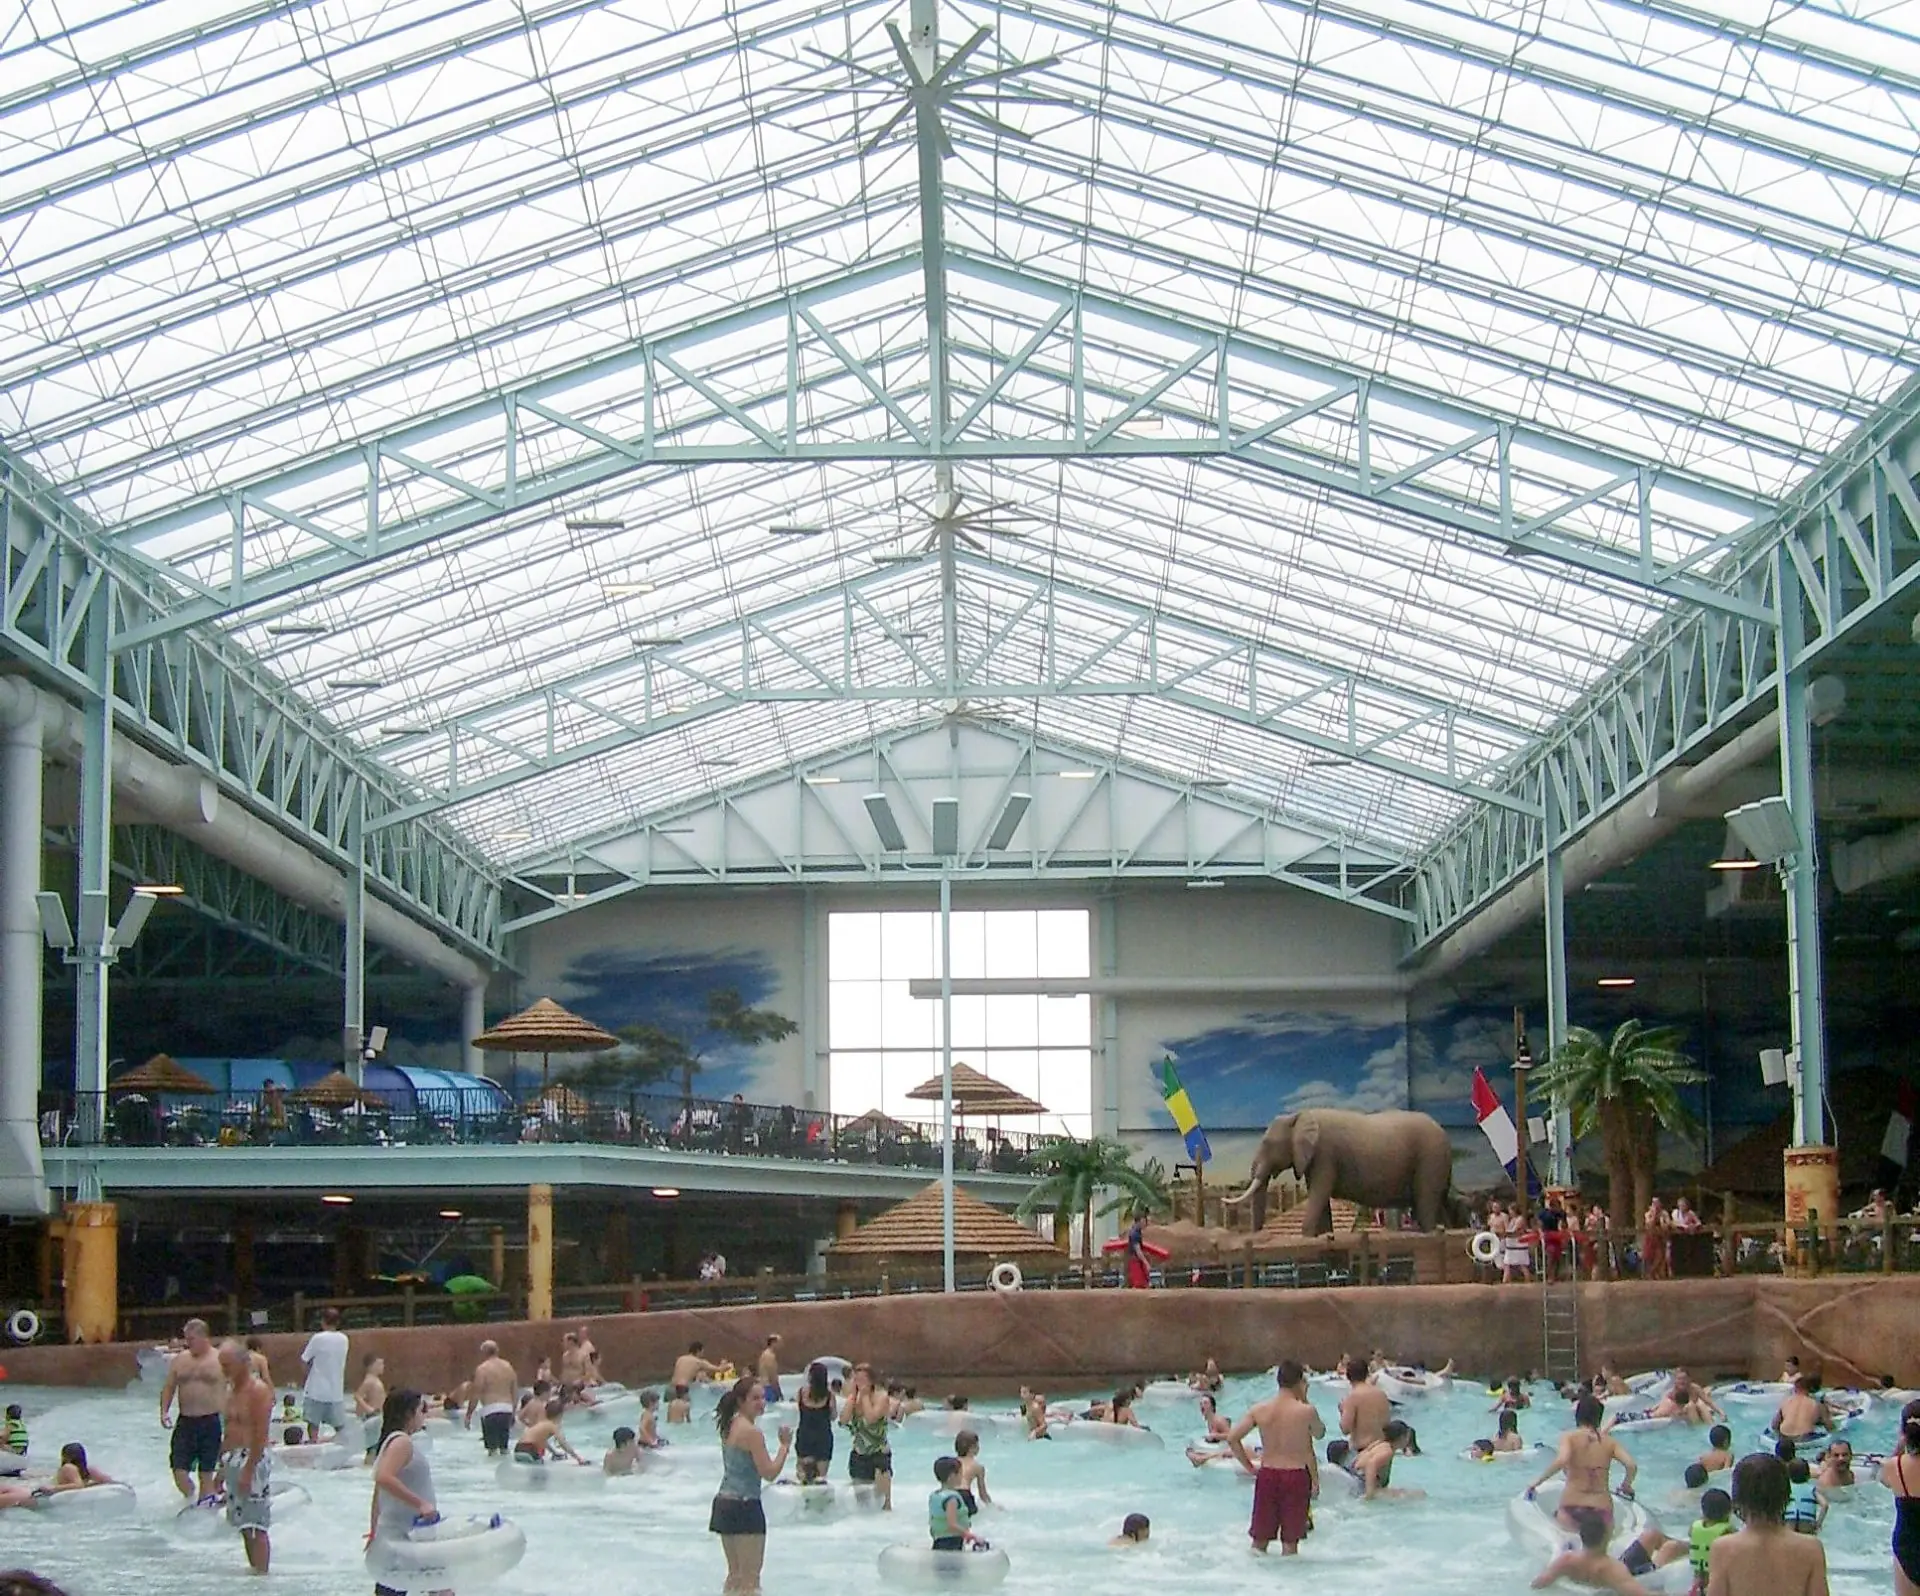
[4,1320,1918,1596]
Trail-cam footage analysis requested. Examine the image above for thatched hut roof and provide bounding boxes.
[1262,1198,1362,1237]
[904,1062,1047,1117]
[109,1054,215,1094]
[828,1182,1055,1258]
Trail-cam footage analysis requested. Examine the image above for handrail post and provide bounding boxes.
[292,1292,305,1332]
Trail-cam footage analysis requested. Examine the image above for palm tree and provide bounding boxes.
[1015,1137,1172,1260]
[1529,1019,1705,1223]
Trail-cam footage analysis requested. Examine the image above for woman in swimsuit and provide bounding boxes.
[1199,1395,1232,1441]
[794,1362,834,1485]
[1353,1421,1421,1500]
[1882,1412,1920,1596]
[1526,1394,1636,1536]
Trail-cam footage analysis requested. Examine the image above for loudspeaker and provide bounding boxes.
[1760,1048,1787,1087]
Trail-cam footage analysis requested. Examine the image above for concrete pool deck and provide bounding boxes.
[4,1275,1913,1393]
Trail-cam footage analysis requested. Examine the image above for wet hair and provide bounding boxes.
[375,1389,425,1458]
[245,1335,264,1352]
[714,1375,758,1438]
[59,1443,91,1482]
[4,1405,18,1419]
[1576,1511,1609,1550]
[1469,1439,1494,1458]
[1573,1394,1604,1430]
[1683,1463,1709,1488]
[1773,1436,1796,1462]
[1904,1416,1920,1456]
[1497,1409,1518,1436]
[545,1398,565,1421]
[531,1379,552,1397]
[1342,1354,1368,1383]
[1120,1513,1150,1541]
[282,1426,305,1447]
[934,1455,962,1485]
[1709,1424,1731,1449]
[807,1362,830,1400]
[1111,1391,1133,1413]
[612,1427,636,1447]
[1786,1457,1810,1483]
[955,1430,980,1458]
[1794,1373,1818,1394]
[1382,1419,1418,1453]
[1276,1359,1306,1391]
[947,1394,969,1411]
[1701,1487,1732,1523]
[639,1389,660,1410]
[362,1352,381,1371]
[1731,1453,1790,1522]
[1506,1377,1523,1394]
[0,1574,72,1596]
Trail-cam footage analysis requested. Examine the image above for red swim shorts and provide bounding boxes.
[1250,1465,1312,1547]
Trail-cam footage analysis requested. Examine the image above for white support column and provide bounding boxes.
[1541,777,1572,1186]
[462,982,486,1075]
[1095,894,1120,1140]
[939,867,955,1293]
[0,694,49,1213]
[800,887,821,1111]
[343,784,366,1081]
[1775,558,1828,1148]
[73,582,115,1138]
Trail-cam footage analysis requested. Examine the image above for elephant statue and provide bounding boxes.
[1221,1108,1455,1235]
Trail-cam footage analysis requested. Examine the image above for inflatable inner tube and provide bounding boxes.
[808,1356,852,1382]
[1763,1425,1831,1450]
[1469,1231,1500,1263]
[7,1309,40,1344]
[767,1480,884,1520]
[365,1513,529,1592]
[900,1410,1017,1439]
[1715,1380,1790,1405]
[1605,1411,1679,1434]
[1460,1444,1545,1462]
[1507,1483,1648,1559]
[876,1545,1011,1589]
[494,1457,605,1491]
[172,1482,311,1537]
[31,1482,137,1517]
[274,1442,357,1471]
[1045,1420,1163,1449]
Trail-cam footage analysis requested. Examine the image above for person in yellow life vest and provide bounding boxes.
[4,1404,27,1455]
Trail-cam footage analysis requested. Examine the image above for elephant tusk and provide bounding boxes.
[1220,1179,1261,1206]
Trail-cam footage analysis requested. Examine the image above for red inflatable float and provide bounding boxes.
[1102,1235,1171,1289]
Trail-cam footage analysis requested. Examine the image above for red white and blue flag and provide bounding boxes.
[1471,1067,1518,1172]
[1883,1081,1916,1169]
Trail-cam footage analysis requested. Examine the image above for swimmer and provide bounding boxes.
[1879,1409,1919,1596]
[1699,1425,1735,1475]
[244,1336,272,1388]
[1649,1369,1723,1425]
[298,1306,351,1442]
[1783,1457,1827,1535]
[929,1455,986,1551]
[712,1377,791,1596]
[1227,1360,1322,1553]
[575,1324,600,1381]
[1529,1507,1661,1592]
[604,1426,642,1476]
[514,1398,588,1466]
[1596,1362,1634,1399]
[1189,1359,1223,1393]
[1493,1377,1533,1413]
[369,1388,443,1590]
[756,1335,784,1404]
[355,1353,387,1455]
[1705,1453,1830,1595]
[637,1389,666,1449]
[465,1339,519,1458]
[1780,1356,1803,1385]
[1813,1440,1853,1490]
[1198,1393,1232,1441]
[795,1364,833,1483]
[1528,1393,1636,1537]
[217,1338,275,1574]
[1339,1354,1392,1454]
[1772,1376,1838,1443]
[953,1429,991,1511]
[0,1481,37,1510]
[517,1380,553,1430]
[845,1363,894,1509]
[671,1341,720,1421]
[1494,1409,1527,1453]
[159,1317,225,1502]
[1351,1420,1422,1502]
[1109,1513,1151,1547]
[1023,1391,1053,1441]
[559,1331,590,1386]
[5,1403,28,1455]
[1108,1391,1143,1429]
[40,1442,116,1494]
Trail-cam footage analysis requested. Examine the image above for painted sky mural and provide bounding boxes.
[1139,1009,1409,1130]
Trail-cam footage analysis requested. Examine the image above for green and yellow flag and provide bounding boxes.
[1155,1056,1211,1163]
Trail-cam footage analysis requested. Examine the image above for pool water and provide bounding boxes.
[0,1369,1905,1594]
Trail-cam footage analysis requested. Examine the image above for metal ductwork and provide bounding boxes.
[1416,677,1846,979]
[0,677,485,988]
[1831,823,1920,897]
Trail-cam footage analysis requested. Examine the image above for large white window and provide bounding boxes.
[828,908,1092,1138]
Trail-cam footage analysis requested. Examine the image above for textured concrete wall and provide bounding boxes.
[2,1277,1911,1393]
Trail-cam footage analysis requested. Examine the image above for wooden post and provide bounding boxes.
[1356,1227,1371,1287]
[226,1294,240,1335]
[1195,1158,1207,1227]
[1882,1207,1895,1274]
[292,1291,305,1333]
[403,1285,415,1328]
[490,1226,506,1288]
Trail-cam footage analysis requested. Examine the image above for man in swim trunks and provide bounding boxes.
[217,1339,274,1574]
[844,1363,894,1509]
[559,1331,590,1385]
[757,1335,784,1403]
[1772,1376,1837,1443]
[1527,1393,1637,1540]
[465,1340,519,1458]
[514,1398,587,1465]
[159,1317,224,1502]
[670,1341,720,1418]
[1338,1354,1392,1455]
[1650,1368,1723,1426]
[1228,1359,1321,1554]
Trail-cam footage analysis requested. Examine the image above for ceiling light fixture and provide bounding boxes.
[631,634,684,648]
[984,792,1031,851]
[1708,858,1764,871]
[379,724,434,737]
[1186,877,1226,890]
[1193,777,1231,788]
[566,517,625,531]
[803,774,841,786]
[1056,769,1097,780]
[325,677,385,691]
[133,884,186,896]
[864,792,908,852]
[931,796,960,857]
[266,622,330,636]
[651,1187,681,1199]
[439,1209,462,1220]
[769,524,824,537]
[1596,977,1636,988]
[321,1193,354,1205]
[869,552,918,565]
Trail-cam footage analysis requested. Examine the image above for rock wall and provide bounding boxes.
[2,1277,1911,1393]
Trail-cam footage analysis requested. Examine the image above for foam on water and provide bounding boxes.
[0,1371,1904,1594]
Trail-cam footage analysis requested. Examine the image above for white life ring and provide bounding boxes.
[1469,1231,1500,1264]
[877,1545,1011,1589]
[989,1262,1022,1293]
[365,1513,528,1592]
[7,1309,40,1344]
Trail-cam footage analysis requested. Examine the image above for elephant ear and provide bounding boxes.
[1294,1111,1322,1170]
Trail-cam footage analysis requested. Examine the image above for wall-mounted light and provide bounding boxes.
[651,1187,680,1199]
[1596,976,1636,988]
[439,1209,463,1220]
[321,1193,354,1205]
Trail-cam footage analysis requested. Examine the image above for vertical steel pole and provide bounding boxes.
[344,784,366,1083]
[1775,554,1827,1148]
[1542,777,1572,1186]
[940,865,955,1293]
[74,580,114,1146]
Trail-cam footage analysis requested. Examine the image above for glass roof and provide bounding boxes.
[4,0,1916,869]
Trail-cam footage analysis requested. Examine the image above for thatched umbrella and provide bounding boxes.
[905,1062,1047,1118]
[472,997,618,1088]
[828,1182,1056,1265]
[290,1069,388,1110]
[109,1054,215,1095]
[841,1108,914,1139]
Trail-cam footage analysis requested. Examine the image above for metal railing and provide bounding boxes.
[37,1086,1049,1175]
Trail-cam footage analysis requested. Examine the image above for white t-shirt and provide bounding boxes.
[301,1329,350,1402]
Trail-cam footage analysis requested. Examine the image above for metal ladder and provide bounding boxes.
[1541,1280,1581,1384]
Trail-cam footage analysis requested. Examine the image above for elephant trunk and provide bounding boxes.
[1221,1176,1269,1229]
